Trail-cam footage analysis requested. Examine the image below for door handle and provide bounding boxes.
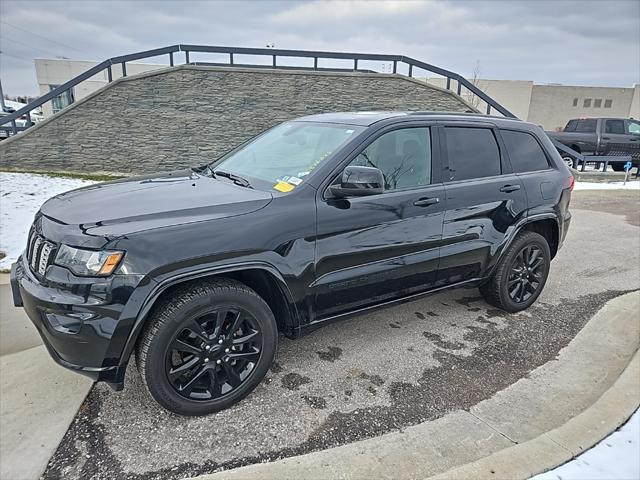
[602,136,611,140]
[413,197,440,207]
[499,184,521,193]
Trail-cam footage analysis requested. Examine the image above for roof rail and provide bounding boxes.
[0,44,516,135]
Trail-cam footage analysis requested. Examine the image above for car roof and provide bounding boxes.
[293,111,525,127]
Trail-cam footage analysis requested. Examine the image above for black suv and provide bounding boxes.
[11,112,573,416]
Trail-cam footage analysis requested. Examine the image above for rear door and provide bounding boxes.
[601,119,635,158]
[437,123,528,286]
[314,123,446,319]
[500,128,559,216]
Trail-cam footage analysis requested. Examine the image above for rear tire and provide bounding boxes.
[136,278,277,416]
[480,231,551,313]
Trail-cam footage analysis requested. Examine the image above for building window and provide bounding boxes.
[604,99,613,108]
[572,98,578,107]
[49,85,75,114]
[583,98,592,108]
[594,99,602,108]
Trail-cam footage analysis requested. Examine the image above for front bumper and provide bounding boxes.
[10,255,142,388]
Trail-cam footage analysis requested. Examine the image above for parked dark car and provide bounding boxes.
[11,112,573,416]
[547,117,640,170]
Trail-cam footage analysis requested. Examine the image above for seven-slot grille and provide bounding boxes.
[25,228,56,276]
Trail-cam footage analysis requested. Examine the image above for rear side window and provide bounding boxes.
[501,130,550,173]
[445,127,501,181]
[605,119,625,134]
[575,119,597,132]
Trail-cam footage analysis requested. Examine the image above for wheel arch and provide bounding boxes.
[119,263,300,370]
[487,214,560,279]
[519,217,559,259]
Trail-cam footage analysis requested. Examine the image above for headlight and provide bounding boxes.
[54,245,124,276]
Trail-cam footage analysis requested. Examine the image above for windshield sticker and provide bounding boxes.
[345,129,354,134]
[288,176,303,186]
[274,181,295,192]
[297,171,310,178]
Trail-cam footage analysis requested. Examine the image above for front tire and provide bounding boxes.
[480,231,551,313]
[136,279,277,416]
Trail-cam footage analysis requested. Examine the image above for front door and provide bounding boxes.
[437,123,528,286]
[313,124,445,319]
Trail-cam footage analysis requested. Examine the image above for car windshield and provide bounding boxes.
[211,122,363,193]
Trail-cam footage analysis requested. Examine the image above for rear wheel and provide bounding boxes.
[480,231,551,313]
[136,279,277,416]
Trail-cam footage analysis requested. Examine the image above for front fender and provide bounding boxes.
[114,261,299,377]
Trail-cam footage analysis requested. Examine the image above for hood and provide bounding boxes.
[40,169,273,236]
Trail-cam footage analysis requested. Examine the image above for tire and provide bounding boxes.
[611,163,625,172]
[562,156,576,170]
[479,231,551,313]
[136,278,277,416]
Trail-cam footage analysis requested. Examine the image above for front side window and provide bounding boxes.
[213,122,363,192]
[575,119,597,133]
[605,119,625,134]
[501,130,549,173]
[445,127,501,181]
[49,85,75,114]
[349,127,431,190]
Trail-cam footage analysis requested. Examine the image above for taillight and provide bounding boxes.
[568,176,575,191]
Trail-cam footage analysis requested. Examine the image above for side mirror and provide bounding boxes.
[330,166,384,198]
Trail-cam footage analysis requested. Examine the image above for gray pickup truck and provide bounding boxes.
[547,117,640,170]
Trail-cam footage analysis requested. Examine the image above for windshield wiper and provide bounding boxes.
[213,170,253,188]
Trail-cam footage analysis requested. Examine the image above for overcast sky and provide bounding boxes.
[0,0,638,96]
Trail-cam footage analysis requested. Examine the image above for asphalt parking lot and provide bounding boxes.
[43,190,640,480]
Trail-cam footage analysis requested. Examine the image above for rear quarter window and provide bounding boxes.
[501,130,550,173]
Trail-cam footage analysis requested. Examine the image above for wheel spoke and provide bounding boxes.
[227,311,244,336]
[168,356,200,381]
[179,365,207,394]
[207,369,222,398]
[228,347,260,363]
[186,319,209,342]
[232,329,259,346]
[170,338,202,356]
[530,257,544,271]
[527,248,541,266]
[212,310,227,338]
[222,361,242,387]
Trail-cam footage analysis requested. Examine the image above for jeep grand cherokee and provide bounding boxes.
[11,112,573,416]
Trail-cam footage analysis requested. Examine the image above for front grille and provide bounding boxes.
[26,228,57,276]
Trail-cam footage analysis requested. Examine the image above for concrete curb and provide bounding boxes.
[189,291,639,480]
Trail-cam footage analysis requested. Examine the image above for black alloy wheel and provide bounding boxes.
[479,231,551,313]
[166,308,263,400]
[137,279,277,416]
[506,245,545,304]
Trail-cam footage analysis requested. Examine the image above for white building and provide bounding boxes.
[34,58,640,130]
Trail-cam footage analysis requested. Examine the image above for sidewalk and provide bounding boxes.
[0,274,94,480]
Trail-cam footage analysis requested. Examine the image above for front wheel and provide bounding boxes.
[480,231,551,313]
[136,279,277,416]
[562,156,577,170]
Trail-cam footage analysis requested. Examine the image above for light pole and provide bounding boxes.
[0,78,6,111]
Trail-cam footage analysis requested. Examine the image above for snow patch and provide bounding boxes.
[0,172,96,269]
[574,181,640,190]
[532,410,639,480]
